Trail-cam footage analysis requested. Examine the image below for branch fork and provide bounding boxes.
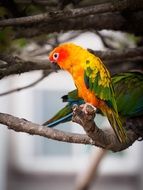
[72,104,139,152]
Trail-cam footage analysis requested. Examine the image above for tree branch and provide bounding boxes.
[0,54,51,79]
[0,105,141,152]
[14,11,143,38]
[90,46,143,61]
[0,112,93,145]
[0,0,141,27]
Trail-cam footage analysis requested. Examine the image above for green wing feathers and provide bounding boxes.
[84,58,117,111]
[112,72,143,117]
[84,57,127,142]
[43,104,72,127]
[101,104,127,143]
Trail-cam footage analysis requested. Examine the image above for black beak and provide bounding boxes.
[50,61,60,72]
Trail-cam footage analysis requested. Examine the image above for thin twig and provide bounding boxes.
[95,31,116,50]
[0,72,49,96]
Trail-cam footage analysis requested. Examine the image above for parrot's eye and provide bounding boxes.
[53,52,59,61]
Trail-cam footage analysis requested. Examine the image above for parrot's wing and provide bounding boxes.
[84,58,117,112]
[84,57,128,143]
[112,71,143,117]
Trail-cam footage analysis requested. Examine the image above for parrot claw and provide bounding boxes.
[80,103,96,114]
[72,103,96,125]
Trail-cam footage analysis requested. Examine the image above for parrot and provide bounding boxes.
[43,71,143,129]
[47,43,127,143]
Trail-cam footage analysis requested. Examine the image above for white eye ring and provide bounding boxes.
[53,52,59,61]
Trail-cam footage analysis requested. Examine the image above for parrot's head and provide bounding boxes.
[48,43,71,71]
[49,43,83,71]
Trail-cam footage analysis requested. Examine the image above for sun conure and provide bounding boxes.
[48,43,127,143]
[43,71,143,130]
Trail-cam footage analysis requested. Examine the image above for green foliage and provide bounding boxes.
[127,33,141,44]
[0,27,14,52]
[13,38,28,48]
[0,27,28,52]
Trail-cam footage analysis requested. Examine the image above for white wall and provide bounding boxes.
[0,80,10,190]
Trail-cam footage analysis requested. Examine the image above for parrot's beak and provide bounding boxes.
[50,61,60,72]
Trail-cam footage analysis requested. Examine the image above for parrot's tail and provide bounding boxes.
[101,105,127,143]
[42,104,73,128]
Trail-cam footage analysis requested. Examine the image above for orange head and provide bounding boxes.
[48,43,86,71]
[49,43,71,71]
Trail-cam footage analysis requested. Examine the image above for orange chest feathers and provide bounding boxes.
[71,67,100,107]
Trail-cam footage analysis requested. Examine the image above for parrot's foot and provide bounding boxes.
[72,103,96,127]
[80,103,96,114]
